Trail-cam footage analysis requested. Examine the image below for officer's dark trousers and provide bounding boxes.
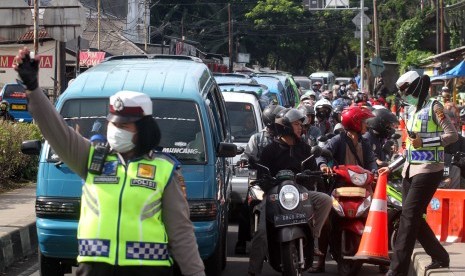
[76,262,173,276]
[389,169,449,275]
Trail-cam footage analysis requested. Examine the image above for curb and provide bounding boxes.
[0,222,37,273]
[410,247,457,276]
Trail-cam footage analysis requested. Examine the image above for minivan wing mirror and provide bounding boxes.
[21,140,41,155]
[217,142,238,157]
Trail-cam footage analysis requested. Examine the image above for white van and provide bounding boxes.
[221,91,264,209]
[309,71,336,90]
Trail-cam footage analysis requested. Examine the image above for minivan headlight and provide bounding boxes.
[36,197,81,219]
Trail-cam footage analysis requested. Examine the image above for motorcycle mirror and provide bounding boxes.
[310,145,322,157]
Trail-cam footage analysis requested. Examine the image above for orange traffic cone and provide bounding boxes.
[462,125,465,137]
[350,172,390,265]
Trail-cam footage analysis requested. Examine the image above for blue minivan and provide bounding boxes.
[22,55,237,275]
[0,83,33,122]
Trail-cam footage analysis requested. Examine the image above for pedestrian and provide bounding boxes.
[380,71,458,276]
[14,47,205,276]
[0,100,15,121]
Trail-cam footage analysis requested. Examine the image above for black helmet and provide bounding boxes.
[262,104,284,127]
[298,105,315,116]
[275,108,306,137]
[366,107,399,138]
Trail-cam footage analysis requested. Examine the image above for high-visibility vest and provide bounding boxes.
[406,99,444,163]
[78,148,178,266]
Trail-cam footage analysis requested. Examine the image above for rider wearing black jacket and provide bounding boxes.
[248,108,332,276]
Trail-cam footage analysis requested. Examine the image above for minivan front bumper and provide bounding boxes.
[36,218,79,259]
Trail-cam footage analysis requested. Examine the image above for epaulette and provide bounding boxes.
[152,150,181,170]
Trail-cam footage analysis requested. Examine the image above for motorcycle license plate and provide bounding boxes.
[11,104,26,110]
[274,213,307,227]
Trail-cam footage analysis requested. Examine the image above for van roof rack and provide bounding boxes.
[103,55,203,63]
[104,55,149,62]
[151,55,203,63]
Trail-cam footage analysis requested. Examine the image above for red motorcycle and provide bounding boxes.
[329,164,375,276]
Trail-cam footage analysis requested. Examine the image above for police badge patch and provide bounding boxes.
[137,164,156,179]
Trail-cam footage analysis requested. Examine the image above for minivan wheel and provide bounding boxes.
[38,248,64,276]
[204,231,224,276]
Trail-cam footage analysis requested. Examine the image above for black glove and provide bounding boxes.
[16,52,39,91]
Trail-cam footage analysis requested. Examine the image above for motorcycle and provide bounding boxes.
[328,162,375,276]
[247,146,324,276]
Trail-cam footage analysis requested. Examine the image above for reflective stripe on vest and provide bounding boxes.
[406,99,444,163]
[77,148,176,266]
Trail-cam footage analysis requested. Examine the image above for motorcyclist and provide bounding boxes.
[299,91,317,107]
[338,82,347,98]
[235,104,284,254]
[313,106,377,273]
[298,105,321,146]
[440,86,460,129]
[0,100,15,121]
[247,108,332,276]
[364,107,399,166]
[314,98,333,136]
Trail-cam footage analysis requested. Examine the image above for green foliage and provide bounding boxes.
[0,121,42,189]
[394,16,432,66]
[397,49,434,74]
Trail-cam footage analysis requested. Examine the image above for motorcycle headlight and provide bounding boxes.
[331,196,345,216]
[356,195,372,217]
[348,169,368,186]
[388,195,402,207]
[279,185,300,210]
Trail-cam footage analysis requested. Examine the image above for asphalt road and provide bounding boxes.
[3,224,383,276]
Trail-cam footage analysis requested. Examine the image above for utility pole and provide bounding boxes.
[33,0,39,54]
[97,0,100,50]
[144,0,148,52]
[360,0,365,93]
[439,0,444,53]
[228,4,232,73]
[373,0,380,57]
[435,0,438,53]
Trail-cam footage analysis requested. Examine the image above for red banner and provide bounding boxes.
[0,55,53,68]
[79,51,105,67]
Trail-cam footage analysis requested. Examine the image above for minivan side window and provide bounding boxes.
[210,86,229,141]
[206,94,222,147]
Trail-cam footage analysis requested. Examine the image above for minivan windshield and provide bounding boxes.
[225,102,258,143]
[2,84,26,99]
[49,98,206,165]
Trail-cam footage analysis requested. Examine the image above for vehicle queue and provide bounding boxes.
[5,48,462,275]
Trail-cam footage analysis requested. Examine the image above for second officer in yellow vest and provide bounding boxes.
[381,71,457,276]
[14,47,205,276]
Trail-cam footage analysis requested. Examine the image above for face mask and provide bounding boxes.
[107,123,136,153]
[316,111,328,119]
[403,94,419,106]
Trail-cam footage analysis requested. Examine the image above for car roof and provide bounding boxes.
[60,56,212,103]
[222,91,260,103]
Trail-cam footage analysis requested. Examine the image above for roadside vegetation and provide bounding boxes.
[0,121,42,191]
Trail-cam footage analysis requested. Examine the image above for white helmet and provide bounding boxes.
[314,98,333,113]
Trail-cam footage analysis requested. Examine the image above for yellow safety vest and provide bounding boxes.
[406,99,444,163]
[77,148,178,266]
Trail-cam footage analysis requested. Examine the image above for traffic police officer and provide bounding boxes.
[14,47,205,276]
[381,71,458,276]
